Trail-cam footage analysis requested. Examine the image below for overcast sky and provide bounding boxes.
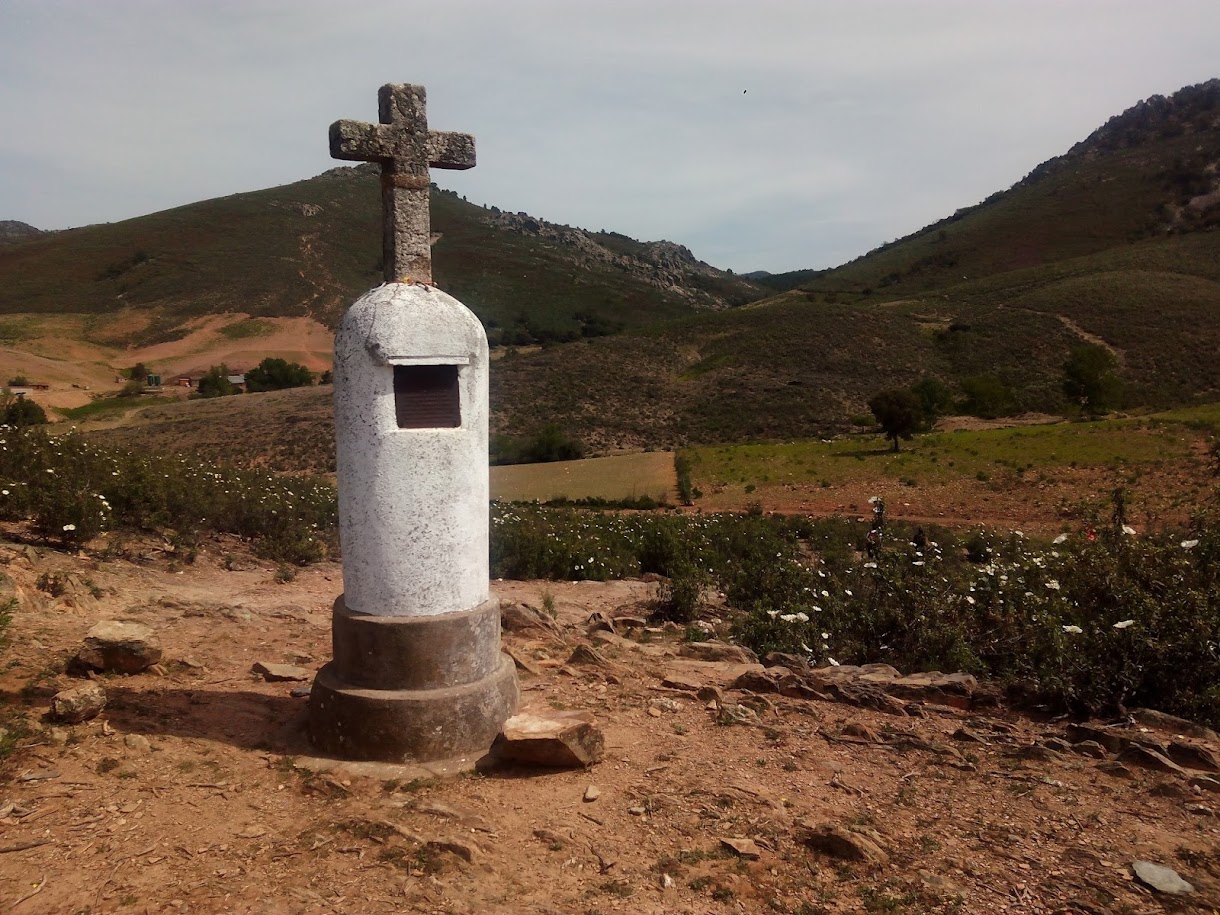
[2,1,1218,273]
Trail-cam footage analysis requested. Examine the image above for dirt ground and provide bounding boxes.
[2,533,1220,914]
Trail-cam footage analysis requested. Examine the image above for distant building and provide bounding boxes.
[176,376,193,388]
[227,374,247,392]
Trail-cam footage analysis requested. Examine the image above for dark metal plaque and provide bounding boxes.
[393,364,461,429]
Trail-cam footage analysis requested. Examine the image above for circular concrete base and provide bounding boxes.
[309,653,519,763]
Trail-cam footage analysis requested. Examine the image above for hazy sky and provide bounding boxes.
[1,1,1217,273]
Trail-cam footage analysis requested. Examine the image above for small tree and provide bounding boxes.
[245,358,314,393]
[1063,344,1122,415]
[868,389,922,452]
[196,365,238,398]
[128,362,149,383]
[960,374,1016,419]
[910,377,954,428]
[2,397,47,426]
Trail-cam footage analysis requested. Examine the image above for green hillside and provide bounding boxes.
[0,166,763,348]
[488,81,1220,447]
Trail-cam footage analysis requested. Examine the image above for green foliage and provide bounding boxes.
[245,357,314,393]
[488,500,1220,726]
[128,362,149,382]
[2,396,47,426]
[959,375,1017,419]
[868,389,922,451]
[909,377,954,427]
[0,427,334,558]
[1063,343,1123,414]
[490,424,584,465]
[674,451,696,505]
[195,365,238,398]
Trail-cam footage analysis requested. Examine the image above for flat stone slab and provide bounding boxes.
[493,711,604,768]
[1132,860,1194,894]
[252,661,311,682]
[78,620,162,674]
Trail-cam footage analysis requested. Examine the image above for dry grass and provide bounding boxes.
[490,451,675,503]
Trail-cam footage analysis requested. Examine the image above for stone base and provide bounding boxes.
[310,655,518,762]
[309,595,519,763]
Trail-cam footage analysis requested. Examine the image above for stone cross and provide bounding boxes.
[330,83,475,285]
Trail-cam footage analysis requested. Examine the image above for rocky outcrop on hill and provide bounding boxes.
[486,209,763,311]
[0,220,44,245]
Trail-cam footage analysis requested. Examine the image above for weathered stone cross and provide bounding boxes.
[330,83,475,285]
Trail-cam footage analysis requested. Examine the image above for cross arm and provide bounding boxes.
[427,131,476,170]
[330,119,394,162]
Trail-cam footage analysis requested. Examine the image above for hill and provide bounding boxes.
[485,80,1220,447]
[0,220,44,245]
[0,164,763,353]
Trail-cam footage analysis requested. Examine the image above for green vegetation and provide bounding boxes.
[490,494,1220,725]
[687,408,1209,491]
[2,395,47,426]
[0,168,755,348]
[57,393,174,422]
[0,427,334,562]
[195,365,239,398]
[1063,343,1123,415]
[218,318,274,340]
[868,389,922,451]
[490,423,584,465]
[245,357,314,393]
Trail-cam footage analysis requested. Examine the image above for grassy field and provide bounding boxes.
[688,409,1215,490]
[490,451,675,503]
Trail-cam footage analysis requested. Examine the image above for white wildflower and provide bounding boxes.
[62,523,76,531]
[1122,525,1136,535]
[827,657,840,667]
[1053,533,1068,544]
[1181,539,1199,549]
[1113,619,1135,629]
[1045,579,1061,590]
[1062,625,1083,634]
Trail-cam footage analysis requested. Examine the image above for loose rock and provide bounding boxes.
[720,837,762,859]
[77,620,162,674]
[1118,744,1187,775]
[49,682,107,723]
[494,712,604,768]
[252,661,311,682]
[797,822,888,865]
[678,641,758,664]
[583,785,601,803]
[124,734,151,753]
[1131,860,1194,894]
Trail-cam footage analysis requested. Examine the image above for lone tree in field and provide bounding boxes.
[868,389,923,452]
[1063,343,1122,415]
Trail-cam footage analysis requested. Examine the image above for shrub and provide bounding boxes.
[245,358,315,393]
[2,397,47,426]
[960,375,1017,419]
[1063,344,1122,415]
[195,365,238,398]
[0,427,335,558]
